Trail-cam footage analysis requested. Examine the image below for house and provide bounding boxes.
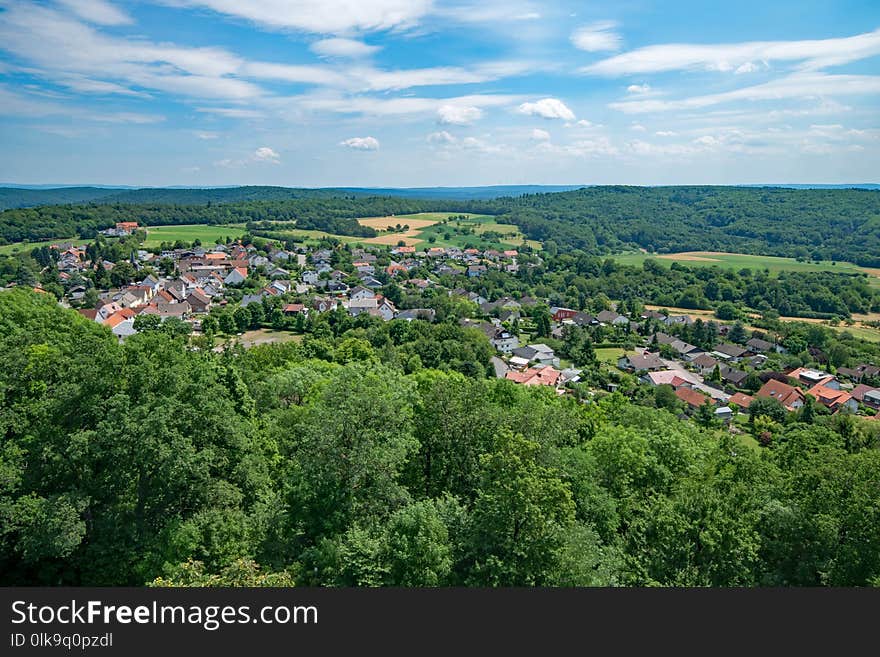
[675,387,711,409]
[618,352,665,372]
[852,384,880,409]
[359,276,384,289]
[807,384,858,413]
[268,267,290,279]
[787,367,837,389]
[596,310,629,325]
[728,392,754,411]
[756,379,805,411]
[714,406,735,423]
[550,307,579,322]
[836,364,880,383]
[746,337,775,353]
[720,366,749,387]
[488,327,519,353]
[396,308,436,322]
[349,286,374,302]
[377,298,397,321]
[713,343,748,361]
[301,270,319,285]
[644,371,692,388]
[186,288,211,314]
[467,264,487,278]
[224,267,248,285]
[692,353,719,376]
[511,344,556,365]
[505,366,562,387]
[669,339,702,360]
[283,303,307,316]
[240,294,264,307]
[312,296,337,313]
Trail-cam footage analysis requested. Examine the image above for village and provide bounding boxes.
[16,219,880,429]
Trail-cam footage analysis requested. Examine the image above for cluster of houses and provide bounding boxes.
[618,328,880,420]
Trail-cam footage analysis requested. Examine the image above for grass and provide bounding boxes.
[595,347,630,364]
[231,329,303,348]
[142,224,247,247]
[613,250,876,279]
[0,238,89,255]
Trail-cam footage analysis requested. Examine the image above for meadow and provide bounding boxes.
[142,224,247,247]
[614,250,876,279]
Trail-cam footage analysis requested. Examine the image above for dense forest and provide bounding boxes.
[1,290,878,587]
[2,186,878,266]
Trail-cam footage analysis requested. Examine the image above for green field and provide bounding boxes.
[0,238,89,255]
[270,228,363,245]
[412,214,541,251]
[595,347,631,364]
[143,224,247,247]
[613,250,875,278]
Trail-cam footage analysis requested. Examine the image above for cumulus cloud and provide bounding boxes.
[437,104,484,125]
[252,146,280,162]
[340,136,380,150]
[310,38,381,58]
[627,84,651,94]
[427,130,456,144]
[570,21,622,52]
[517,98,575,120]
[530,128,550,140]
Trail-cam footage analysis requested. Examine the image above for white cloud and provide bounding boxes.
[196,131,219,139]
[437,104,484,125]
[517,98,575,120]
[341,136,380,150]
[310,38,381,58]
[196,107,266,119]
[734,61,765,74]
[627,84,651,94]
[609,72,880,114]
[170,0,433,34]
[252,146,280,162]
[630,123,646,132]
[584,28,880,75]
[575,119,593,127]
[427,130,456,144]
[655,130,677,137]
[570,21,622,52]
[56,0,132,25]
[530,128,550,140]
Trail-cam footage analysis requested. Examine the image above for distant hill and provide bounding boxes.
[0,183,877,210]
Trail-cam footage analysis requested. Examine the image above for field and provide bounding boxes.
[614,250,877,282]
[142,224,246,247]
[0,238,89,255]
[349,212,540,251]
[595,347,630,364]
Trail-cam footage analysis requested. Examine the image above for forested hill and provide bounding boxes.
[1,185,878,266]
[492,186,880,267]
[0,185,584,209]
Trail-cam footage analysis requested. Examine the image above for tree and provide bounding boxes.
[748,396,786,425]
[463,430,575,586]
[729,321,747,345]
[133,313,162,333]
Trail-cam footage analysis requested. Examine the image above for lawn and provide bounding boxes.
[142,224,247,247]
[613,250,876,279]
[595,347,631,364]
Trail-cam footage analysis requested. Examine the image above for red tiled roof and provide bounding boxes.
[505,366,562,386]
[756,379,804,410]
[675,387,710,407]
[728,392,754,409]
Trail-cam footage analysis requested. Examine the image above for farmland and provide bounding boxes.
[0,238,89,255]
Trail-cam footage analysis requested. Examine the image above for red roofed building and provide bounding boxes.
[728,392,754,410]
[115,221,139,233]
[675,387,711,408]
[807,384,858,413]
[756,379,805,411]
[505,366,562,387]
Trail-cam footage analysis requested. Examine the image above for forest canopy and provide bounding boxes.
[1,289,878,587]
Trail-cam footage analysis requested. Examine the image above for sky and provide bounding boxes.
[0,0,878,187]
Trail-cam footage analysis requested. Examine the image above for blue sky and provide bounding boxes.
[0,0,878,186]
